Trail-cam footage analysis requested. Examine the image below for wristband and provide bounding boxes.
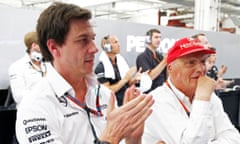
[94,139,110,144]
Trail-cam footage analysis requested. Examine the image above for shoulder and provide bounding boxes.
[95,62,104,72]
[136,49,152,63]
[149,85,174,103]
[136,51,146,60]
[18,79,56,111]
[8,58,29,75]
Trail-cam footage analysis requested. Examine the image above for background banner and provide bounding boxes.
[0,5,239,89]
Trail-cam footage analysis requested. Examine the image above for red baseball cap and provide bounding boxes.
[167,37,216,64]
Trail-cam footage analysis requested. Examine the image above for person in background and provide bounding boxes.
[191,33,210,47]
[95,35,141,106]
[192,33,233,90]
[205,48,233,90]
[8,31,47,107]
[16,2,154,144]
[143,37,240,144]
[205,49,220,80]
[136,28,167,93]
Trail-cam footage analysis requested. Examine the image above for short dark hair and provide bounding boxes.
[36,2,92,61]
[191,33,206,39]
[146,28,161,38]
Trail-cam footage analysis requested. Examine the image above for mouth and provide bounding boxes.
[192,76,200,80]
[85,56,95,63]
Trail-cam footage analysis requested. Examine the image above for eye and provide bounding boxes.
[183,59,198,67]
[82,37,89,43]
[188,60,197,65]
[75,37,90,46]
[201,59,206,64]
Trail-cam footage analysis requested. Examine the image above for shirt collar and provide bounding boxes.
[46,64,98,98]
[145,47,154,55]
[23,53,31,64]
[167,78,191,104]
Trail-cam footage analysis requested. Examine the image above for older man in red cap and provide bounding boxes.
[142,37,240,144]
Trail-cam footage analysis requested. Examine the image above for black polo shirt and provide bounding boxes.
[136,48,167,93]
[94,61,129,106]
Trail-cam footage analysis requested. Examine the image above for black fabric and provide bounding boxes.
[0,107,18,144]
[218,90,240,130]
[84,105,99,143]
[95,62,128,106]
[88,105,110,144]
[0,89,8,105]
[4,86,16,108]
[136,48,167,93]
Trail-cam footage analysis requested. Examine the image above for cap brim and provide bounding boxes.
[178,47,216,58]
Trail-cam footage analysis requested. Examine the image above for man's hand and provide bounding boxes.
[130,67,142,85]
[123,66,137,82]
[99,86,154,144]
[123,86,146,144]
[195,75,216,101]
[218,65,227,78]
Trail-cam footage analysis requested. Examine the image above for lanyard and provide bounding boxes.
[166,81,190,117]
[152,52,161,63]
[65,84,103,143]
[66,84,103,117]
[29,61,45,77]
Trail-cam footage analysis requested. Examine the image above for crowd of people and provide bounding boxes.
[6,2,240,144]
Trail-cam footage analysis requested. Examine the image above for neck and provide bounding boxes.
[31,60,41,68]
[74,78,87,103]
[169,78,194,103]
[107,53,117,65]
[68,77,87,104]
[147,45,156,54]
[53,62,87,103]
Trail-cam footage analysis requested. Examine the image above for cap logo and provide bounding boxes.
[180,40,203,49]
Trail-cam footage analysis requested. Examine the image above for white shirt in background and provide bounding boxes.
[8,53,47,107]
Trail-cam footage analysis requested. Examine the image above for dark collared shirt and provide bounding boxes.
[136,48,167,93]
[95,62,128,106]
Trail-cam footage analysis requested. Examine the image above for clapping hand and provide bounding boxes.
[99,85,154,144]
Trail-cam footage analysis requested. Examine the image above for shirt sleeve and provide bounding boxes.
[8,63,31,104]
[136,54,152,72]
[16,100,63,144]
[94,62,110,84]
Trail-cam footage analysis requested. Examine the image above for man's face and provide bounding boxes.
[205,54,216,71]
[53,19,98,76]
[197,35,212,47]
[108,35,120,54]
[29,42,42,62]
[150,32,161,49]
[168,52,208,96]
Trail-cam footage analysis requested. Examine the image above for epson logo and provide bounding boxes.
[25,125,47,134]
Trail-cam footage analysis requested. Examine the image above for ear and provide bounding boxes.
[31,42,37,48]
[47,39,61,58]
[167,63,172,73]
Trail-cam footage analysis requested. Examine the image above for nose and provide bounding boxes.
[197,62,206,75]
[89,41,98,54]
